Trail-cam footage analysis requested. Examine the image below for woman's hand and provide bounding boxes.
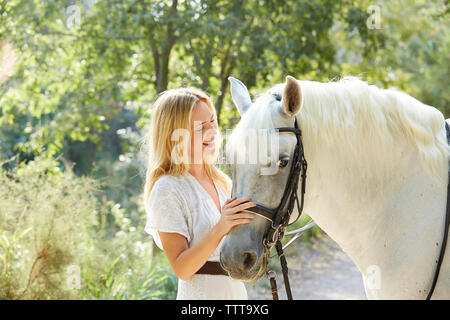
[216,196,256,237]
[160,196,256,281]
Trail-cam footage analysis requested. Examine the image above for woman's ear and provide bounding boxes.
[282,75,302,116]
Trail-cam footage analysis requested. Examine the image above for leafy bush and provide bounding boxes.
[0,154,176,299]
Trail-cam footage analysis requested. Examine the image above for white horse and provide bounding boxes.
[219,75,450,299]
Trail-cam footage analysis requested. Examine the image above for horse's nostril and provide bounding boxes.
[242,251,257,269]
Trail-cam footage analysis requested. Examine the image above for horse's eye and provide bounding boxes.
[277,158,289,168]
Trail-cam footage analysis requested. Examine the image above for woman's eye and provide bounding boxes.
[277,158,289,168]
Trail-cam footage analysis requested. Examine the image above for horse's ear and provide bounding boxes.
[228,77,252,115]
[282,75,302,116]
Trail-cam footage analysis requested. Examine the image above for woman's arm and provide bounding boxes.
[159,197,255,281]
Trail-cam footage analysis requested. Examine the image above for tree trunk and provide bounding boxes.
[215,45,233,126]
[148,0,178,93]
[157,48,171,93]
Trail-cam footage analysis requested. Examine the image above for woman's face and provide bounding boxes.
[189,101,218,164]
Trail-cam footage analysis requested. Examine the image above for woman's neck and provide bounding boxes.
[188,163,207,179]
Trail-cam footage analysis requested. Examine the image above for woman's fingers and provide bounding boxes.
[232,218,254,226]
[225,201,256,215]
[224,196,237,204]
[226,212,255,220]
[222,197,250,210]
[228,197,251,207]
[221,197,257,230]
[223,197,253,210]
[218,197,256,233]
[221,197,237,211]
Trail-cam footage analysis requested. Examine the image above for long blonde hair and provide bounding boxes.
[143,87,230,203]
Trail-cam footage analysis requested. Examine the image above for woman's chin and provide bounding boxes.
[202,147,217,163]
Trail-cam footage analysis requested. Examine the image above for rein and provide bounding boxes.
[427,120,450,300]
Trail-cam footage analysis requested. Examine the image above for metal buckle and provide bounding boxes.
[264,224,280,248]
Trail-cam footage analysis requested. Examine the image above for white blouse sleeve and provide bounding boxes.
[144,177,191,250]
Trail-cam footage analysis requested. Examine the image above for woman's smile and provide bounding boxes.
[202,137,215,149]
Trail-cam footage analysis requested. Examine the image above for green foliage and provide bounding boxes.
[0,155,175,299]
[2,0,425,161]
[0,155,96,299]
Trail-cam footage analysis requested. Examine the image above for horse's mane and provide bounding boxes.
[228,76,449,186]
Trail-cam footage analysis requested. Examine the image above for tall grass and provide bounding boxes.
[0,155,176,299]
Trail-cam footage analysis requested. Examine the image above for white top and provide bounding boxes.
[144,171,248,300]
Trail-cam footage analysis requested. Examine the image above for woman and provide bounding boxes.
[143,87,256,299]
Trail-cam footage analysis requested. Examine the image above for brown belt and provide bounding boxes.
[195,261,228,276]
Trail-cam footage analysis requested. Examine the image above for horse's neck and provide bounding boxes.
[299,112,447,295]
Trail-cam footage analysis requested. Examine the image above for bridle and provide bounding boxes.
[244,116,308,300]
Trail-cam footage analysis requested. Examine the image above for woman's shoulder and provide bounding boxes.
[153,174,180,187]
[150,174,188,197]
[147,174,191,211]
[155,174,185,187]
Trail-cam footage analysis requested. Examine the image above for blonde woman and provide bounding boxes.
[143,87,256,299]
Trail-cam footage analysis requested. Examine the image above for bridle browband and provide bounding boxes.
[244,116,308,300]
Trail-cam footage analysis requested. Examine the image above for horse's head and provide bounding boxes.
[220,76,304,282]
